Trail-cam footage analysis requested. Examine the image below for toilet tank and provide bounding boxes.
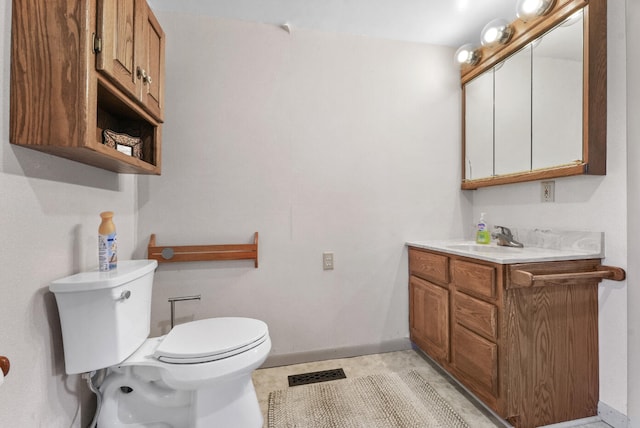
[50,260,158,374]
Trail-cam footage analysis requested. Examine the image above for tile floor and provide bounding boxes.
[252,349,612,428]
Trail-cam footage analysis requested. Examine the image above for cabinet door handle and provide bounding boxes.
[144,74,152,85]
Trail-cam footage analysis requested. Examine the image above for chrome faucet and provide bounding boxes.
[492,226,524,248]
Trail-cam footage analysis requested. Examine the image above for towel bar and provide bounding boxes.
[148,232,259,268]
[511,265,625,288]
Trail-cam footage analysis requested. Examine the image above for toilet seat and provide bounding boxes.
[154,317,268,364]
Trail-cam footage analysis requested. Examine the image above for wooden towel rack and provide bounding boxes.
[148,233,259,267]
[0,356,9,377]
[511,265,625,288]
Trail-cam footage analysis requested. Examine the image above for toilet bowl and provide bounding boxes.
[49,260,271,428]
[98,318,271,428]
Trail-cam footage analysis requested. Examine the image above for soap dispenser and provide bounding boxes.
[476,213,491,244]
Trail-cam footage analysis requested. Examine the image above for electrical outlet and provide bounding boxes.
[323,252,334,270]
[541,181,555,203]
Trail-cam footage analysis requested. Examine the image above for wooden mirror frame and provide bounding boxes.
[460,0,606,190]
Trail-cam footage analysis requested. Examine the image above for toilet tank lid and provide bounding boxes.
[49,260,158,293]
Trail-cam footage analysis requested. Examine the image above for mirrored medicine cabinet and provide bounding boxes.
[460,0,606,190]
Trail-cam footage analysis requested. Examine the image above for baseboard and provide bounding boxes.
[261,338,413,368]
[599,401,630,428]
[539,416,601,427]
[539,402,630,428]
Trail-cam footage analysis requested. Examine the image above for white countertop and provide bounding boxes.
[407,230,604,264]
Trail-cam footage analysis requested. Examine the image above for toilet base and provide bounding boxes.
[193,374,263,428]
[98,367,263,428]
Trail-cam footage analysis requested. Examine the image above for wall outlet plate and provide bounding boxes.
[541,181,555,202]
[323,252,334,270]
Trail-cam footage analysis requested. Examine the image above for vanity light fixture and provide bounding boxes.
[516,0,556,22]
[455,44,481,65]
[455,0,556,67]
[481,18,514,47]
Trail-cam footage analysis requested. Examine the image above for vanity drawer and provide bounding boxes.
[409,248,449,285]
[453,260,496,299]
[452,324,498,398]
[454,291,498,340]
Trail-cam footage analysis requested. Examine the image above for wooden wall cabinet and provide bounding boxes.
[10,0,165,174]
[408,246,604,428]
[96,0,165,121]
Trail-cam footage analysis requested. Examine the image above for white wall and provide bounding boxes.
[626,0,640,425]
[0,0,139,425]
[2,0,636,426]
[136,12,468,362]
[471,0,629,419]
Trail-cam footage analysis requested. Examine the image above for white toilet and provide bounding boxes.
[49,260,271,428]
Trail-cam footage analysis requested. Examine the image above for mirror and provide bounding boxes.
[532,11,583,170]
[495,44,531,176]
[465,71,494,180]
[460,0,606,189]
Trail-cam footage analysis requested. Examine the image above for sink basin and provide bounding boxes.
[446,244,523,254]
[407,232,604,264]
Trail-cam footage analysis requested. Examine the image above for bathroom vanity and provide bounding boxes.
[407,237,624,428]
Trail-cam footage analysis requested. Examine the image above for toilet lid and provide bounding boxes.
[154,317,268,364]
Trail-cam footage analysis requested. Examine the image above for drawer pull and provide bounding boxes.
[511,265,625,288]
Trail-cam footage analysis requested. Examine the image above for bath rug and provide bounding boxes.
[267,369,470,428]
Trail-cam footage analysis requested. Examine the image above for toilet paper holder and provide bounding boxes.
[168,295,202,329]
[0,355,9,377]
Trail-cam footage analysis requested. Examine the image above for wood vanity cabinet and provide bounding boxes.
[10,0,165,174]
[408,246,603,428]
[409,249,450,364]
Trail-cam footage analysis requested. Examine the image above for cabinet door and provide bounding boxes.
[96,0,141,99]
[410,276,449,363]
[138,3,164,121]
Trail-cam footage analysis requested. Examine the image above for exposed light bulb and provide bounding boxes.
[520,0,539,15]
[481,19,513,47]
[516,0,556,22]
[483,28,499,44]
[455,44,481,66]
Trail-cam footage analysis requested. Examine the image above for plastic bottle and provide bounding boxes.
[98,211,117,271]
[476,212,491,244]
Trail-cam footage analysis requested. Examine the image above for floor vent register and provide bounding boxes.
[287,368,347,387]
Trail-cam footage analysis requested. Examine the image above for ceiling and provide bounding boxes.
[148,0,517,48]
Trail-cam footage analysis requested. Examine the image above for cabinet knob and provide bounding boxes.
[0,356,9,377]
[136,66,147,81]
[144,74,152,85]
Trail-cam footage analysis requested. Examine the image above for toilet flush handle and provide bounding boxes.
[116,290,131,301]
[168,295,201,329]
